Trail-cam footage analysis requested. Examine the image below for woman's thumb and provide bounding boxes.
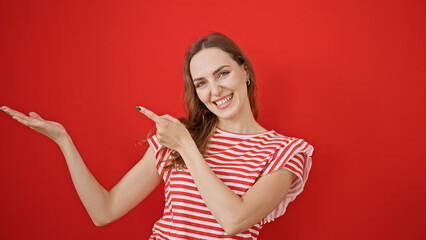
[29,112,43,120]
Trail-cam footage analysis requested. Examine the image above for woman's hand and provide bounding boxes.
[1,106,69,145]
[137,106,193,153]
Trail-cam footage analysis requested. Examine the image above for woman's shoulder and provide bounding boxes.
[262,131,313,151]
[212,128,305,146]
[210,128,313,153]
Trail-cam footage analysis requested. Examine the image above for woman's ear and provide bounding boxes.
[243,63,249,79]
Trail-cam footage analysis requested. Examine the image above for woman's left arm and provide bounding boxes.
[138,107,295,235]
[180,141,295,235]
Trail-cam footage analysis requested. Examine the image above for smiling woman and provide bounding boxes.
[0,32,313,240]
[191,48,254,125]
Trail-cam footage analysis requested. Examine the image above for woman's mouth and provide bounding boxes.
[213,93,233,109]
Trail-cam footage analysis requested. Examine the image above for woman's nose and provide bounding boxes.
[210,82,222,96]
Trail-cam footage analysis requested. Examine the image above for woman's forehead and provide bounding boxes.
[190,48,235,78]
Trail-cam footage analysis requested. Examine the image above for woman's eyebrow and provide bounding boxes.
[193,65,230,82]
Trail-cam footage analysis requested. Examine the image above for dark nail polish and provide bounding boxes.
[136,106,141,111]
[0,109,5,113]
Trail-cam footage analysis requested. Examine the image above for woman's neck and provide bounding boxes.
[217,109,266,134]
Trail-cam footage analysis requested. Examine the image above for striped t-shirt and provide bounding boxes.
[148,128,313,240]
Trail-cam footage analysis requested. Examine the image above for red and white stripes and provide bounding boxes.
[148,128,313,239]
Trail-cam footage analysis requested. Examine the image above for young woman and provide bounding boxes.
[0,33,313,239]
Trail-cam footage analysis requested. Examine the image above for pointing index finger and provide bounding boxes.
[137,106,161,123]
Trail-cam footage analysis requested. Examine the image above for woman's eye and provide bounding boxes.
[218,71,229,78]
[196,81,205,88]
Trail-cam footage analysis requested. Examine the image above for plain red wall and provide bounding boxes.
[0,0,425,239]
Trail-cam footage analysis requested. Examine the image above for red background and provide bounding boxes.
[0,0,425,239]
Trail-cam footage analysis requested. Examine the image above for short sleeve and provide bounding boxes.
[260,138,314,224]
[147,134,173,179]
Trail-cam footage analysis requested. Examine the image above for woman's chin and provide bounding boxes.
[211,108,239,122]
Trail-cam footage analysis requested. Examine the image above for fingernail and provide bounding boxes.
[0,109,5,113]
[136,106,141,111]
[158,115,163,116]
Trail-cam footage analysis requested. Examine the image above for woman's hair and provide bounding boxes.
[165,32,258,170]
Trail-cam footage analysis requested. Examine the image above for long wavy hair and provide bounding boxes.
[164,32,258,170]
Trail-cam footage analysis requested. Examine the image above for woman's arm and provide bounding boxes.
[1,106,161,226]
[179,141,295,235]
[138,106,295,235]
[58,136,161,226]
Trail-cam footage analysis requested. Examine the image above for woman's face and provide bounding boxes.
[190,47,250,121]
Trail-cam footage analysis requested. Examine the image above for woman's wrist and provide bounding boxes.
[177,137,199,159]
[56,133,72,148]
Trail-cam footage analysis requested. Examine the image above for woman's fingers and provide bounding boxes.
[1,106,27,119]
[1,106,44,129]
[160,114,179,123]
[137,106,162,123]
[12,115,30,126]
[29,112,44,120]
[136,106,179,125]
[135,107,190,151]
[14,114,43,128]
[2,106,67,143]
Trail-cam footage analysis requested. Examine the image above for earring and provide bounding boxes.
[246,78,251,86]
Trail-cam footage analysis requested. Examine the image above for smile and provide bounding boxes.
[213,93,233,109]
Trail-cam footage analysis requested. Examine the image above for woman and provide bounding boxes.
[0,33,313,239]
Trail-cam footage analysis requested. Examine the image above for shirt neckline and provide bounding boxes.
[215,127,275,138]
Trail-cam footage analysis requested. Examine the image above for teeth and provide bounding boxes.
[215,95,233,106]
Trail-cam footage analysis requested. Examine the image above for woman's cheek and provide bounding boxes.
[229,75,245,89]
[196,90,210,105]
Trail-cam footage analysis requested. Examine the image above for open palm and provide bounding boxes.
[1,106,68,144]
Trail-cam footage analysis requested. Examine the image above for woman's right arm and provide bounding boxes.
[58,136,161,226]
[1,106,161,226]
